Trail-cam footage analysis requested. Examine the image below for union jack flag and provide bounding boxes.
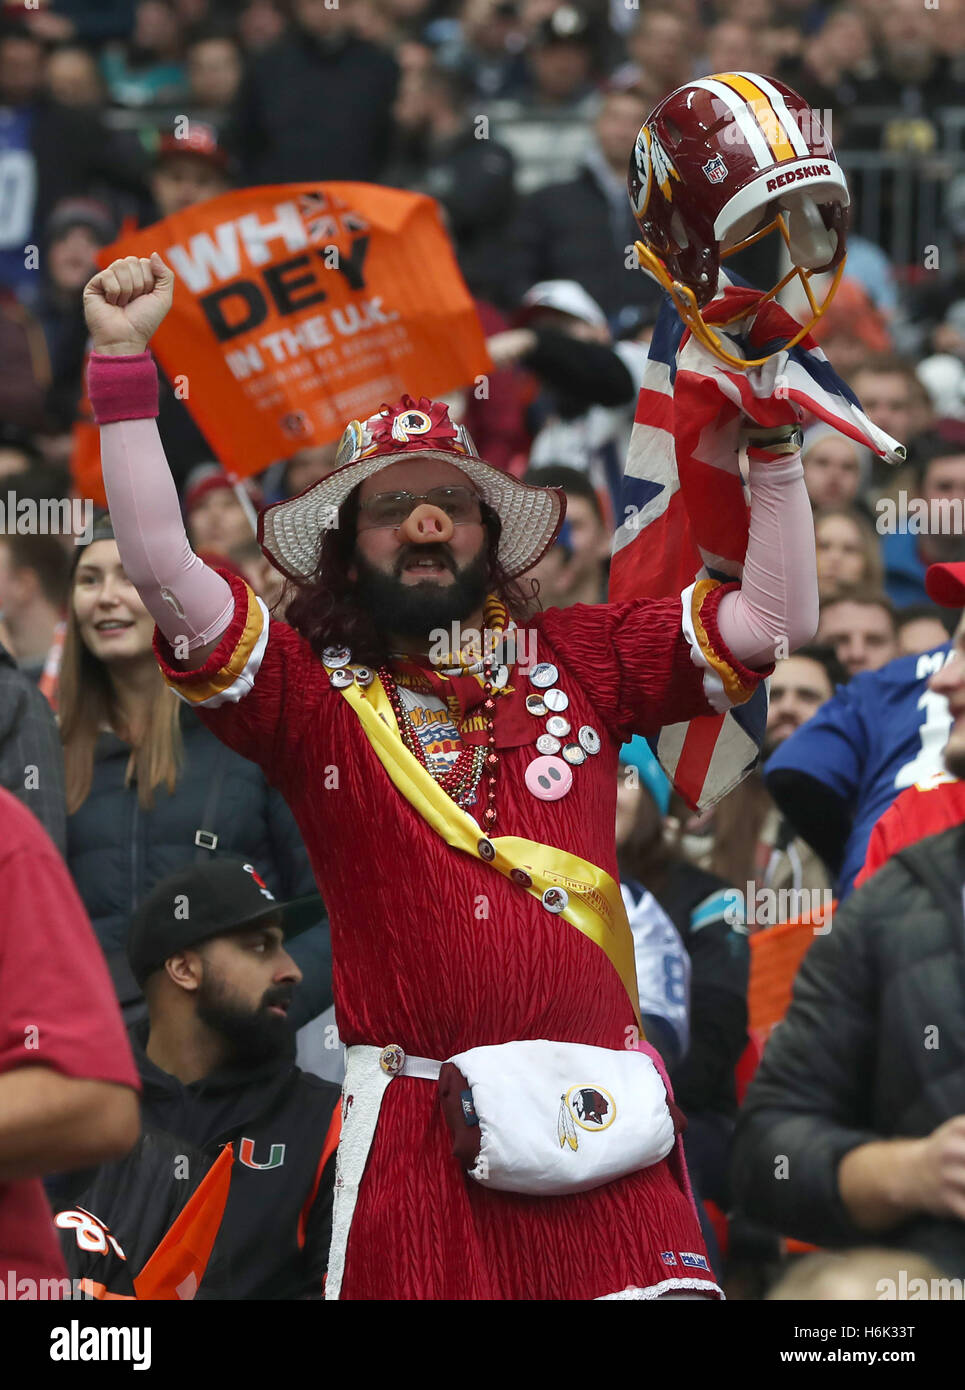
[609,276,904,811]
[298,192,370,244]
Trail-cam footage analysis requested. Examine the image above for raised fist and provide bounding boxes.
[83,252,175,356]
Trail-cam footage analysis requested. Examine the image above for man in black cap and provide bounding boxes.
[120,860,341,1299]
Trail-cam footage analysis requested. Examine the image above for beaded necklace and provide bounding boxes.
[377,655,500,827]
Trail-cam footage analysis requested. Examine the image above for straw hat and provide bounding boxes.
[259,395,566,583]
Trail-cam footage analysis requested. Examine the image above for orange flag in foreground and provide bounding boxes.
[132,1142,234,1300]
[73,183,490,503]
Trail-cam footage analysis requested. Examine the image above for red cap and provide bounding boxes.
[925,562,965,608]
[184,467,263,514]
[157,122,228,168]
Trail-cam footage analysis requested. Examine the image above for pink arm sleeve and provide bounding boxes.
[90,354,234,651]
[715,451,819,669]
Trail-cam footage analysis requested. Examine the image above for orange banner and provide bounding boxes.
[81,183,490,490]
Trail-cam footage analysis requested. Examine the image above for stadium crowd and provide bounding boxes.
[2,0,965,1304]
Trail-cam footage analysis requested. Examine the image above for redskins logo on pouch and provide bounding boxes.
[557,1084,617,1151]
[391,409,434,443]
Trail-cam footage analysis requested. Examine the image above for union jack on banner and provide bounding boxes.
[609,275,904,811]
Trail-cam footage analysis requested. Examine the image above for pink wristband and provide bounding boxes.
[87,352,159,424]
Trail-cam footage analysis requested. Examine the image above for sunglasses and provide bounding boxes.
[356,485,482,531]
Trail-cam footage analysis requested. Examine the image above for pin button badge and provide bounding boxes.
[477,837,496,861]
[528,662,558,690]
[525,755,573,801]
[490,664,510,689]
[322,646,352,669]
[561,742,586,766]
[379,1044,405,1075]
[354,666,375,687]
[329,668,355,688]
[578,725,601,755]
[541,887,569,913]
[525,694,547,717]
[545,715,571,739]
[543,687,569,712]
[535,733,561,755]
[510,868,533,888]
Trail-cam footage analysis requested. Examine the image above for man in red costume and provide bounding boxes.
[81,240,818,1298]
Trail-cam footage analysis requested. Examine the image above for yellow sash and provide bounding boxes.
[337,671,642,1029]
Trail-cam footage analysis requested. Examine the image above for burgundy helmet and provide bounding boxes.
[627,71,850,366]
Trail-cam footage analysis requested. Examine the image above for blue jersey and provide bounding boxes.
[764,643,954,899]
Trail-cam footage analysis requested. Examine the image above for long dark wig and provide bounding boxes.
[283,488,542,667]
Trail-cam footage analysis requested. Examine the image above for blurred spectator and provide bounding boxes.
[777,4,873,130]
[386,63,516,304]
[185,25,244,111]
[0,533,71,683]
[700,645,840,908]
[702,18,768,76]
[229,0,399,184]
[0,636,66,855]
[44,42,107,108]
[852,0,961,126]
[184,465,263,556]
[0,433,40,481]
[0,21,145,305]
[433,0,529,101]
[523,465,611,605]
[505,85,664,319]
[494,280,639,521]
[817,590,899,677]
[802,425,870,511]
[895,604,952,657]
[813,505,883,601]
[850,356,921,451]
[59,523,332,1027]
[227,536,287,613]
[272,441,339,500]
[765,636,955,898]
[456,300,531,477]
[733,599,965,1274]
[488,6,601,195]
[881,446,965,609]
[523,4,600,105]
[148,121,232,220]
[138,125,231,485]
[809,279,893,377]
[0,787,139,1296]
[611,6,692,108]
[100,0,188,107]
[905,214,965,359]
[237,0,287,55]
[36,198,115,432]
[0,288,50,433]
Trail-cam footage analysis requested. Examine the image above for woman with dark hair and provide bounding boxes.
[59,515,332,1030]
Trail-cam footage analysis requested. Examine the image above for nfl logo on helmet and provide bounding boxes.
[702,154,728,184]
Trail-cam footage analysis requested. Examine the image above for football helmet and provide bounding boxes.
[627,72,850,369]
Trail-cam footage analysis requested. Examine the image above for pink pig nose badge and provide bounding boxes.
[398,504,454,545]
[525,754,573,801]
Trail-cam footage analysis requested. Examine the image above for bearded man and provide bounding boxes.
[82,251,817,1300]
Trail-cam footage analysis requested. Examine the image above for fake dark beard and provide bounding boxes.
[351,546,490,639]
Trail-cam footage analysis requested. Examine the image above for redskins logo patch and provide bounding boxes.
[390,409,434,443]
[630,126,680,215]
[558,1084,617,1150]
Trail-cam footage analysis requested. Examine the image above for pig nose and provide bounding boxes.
[398,503,454,545]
